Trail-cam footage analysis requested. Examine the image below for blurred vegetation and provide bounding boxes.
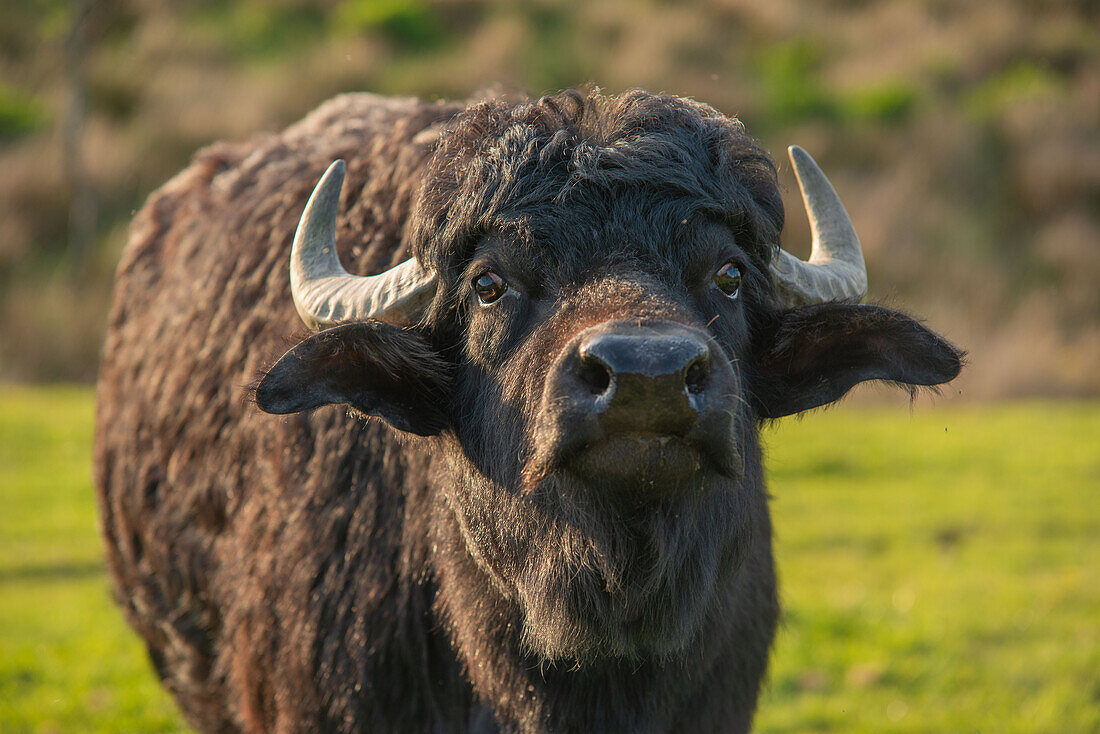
[0,0,1098,396]
[0,81,49,139]
[2,387,1098,731]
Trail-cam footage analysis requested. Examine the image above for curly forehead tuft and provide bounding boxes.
[409,89,784,280]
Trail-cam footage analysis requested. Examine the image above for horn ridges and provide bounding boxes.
[290,160,436,330]
[771,146,868,307]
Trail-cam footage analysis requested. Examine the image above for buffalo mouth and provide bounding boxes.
[528,410,743,501]
[565,433,713,499]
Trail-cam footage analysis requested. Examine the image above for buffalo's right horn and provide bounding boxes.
[290,160,437,331]
[770,146,868,307]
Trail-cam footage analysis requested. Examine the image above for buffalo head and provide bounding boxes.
[256,90,961,666]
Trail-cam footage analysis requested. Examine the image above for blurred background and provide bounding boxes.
[1,1,1097,732]
[1,0,1097,395]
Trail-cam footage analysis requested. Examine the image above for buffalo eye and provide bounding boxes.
[713,262,742,298]
[474,271,508,305]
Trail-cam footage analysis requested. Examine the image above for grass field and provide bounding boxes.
[1,386,1097,732]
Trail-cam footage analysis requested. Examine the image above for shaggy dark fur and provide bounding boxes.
[95,89,962,734]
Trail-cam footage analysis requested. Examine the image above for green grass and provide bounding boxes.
[0,387,184,733]
[757,401,1100,733]
[1,387,1097,732]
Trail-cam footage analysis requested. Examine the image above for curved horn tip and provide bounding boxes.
[318,159,346,195]
[297,159,348,228]
[787,144,818,172]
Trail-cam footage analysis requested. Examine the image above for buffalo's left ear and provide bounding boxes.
[750,304,963,419]
[255,321,450,436]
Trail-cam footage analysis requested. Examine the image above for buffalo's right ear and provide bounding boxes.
[255,322,450,436]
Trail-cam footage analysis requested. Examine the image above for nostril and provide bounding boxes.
[684,357,709,395]
[577,355,612,396]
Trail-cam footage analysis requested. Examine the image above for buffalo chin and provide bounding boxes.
[508,470,752,664]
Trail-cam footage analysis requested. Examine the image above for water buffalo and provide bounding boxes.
[94,89,961,733]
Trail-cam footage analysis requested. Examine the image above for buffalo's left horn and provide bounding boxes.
[770,146,868,307]
[290,159,437,330]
